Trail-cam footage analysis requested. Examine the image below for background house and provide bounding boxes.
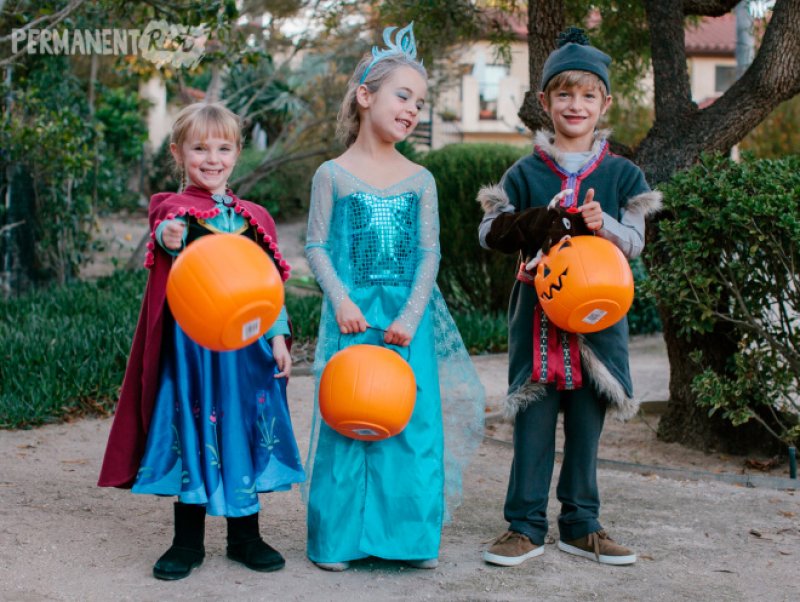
[140,13,740,152]
[685,13,737,108]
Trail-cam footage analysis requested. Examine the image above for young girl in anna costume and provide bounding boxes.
[98,102,305,580]
[304,24,484,571]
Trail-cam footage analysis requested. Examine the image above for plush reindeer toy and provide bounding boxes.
[480,186,591,268]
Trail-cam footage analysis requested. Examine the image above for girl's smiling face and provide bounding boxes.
[359,65,428,143]
[540,83,612,151]
[171,134,239,195]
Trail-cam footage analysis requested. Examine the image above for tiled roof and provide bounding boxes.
[481,10,737,56]
[685,13,735,56]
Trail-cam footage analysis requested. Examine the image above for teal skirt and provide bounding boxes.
[307,286,444,562]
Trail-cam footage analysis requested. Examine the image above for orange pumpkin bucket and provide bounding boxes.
[534,235,634,333]
[319,344,417,441]
[166,234,284,351]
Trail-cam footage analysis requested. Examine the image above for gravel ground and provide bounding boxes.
[1,351,798,601]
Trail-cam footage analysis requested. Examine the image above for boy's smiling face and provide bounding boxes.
[539,79,612,152]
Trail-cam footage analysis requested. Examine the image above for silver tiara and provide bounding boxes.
[359,22,421,85]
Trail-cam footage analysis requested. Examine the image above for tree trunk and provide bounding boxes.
[517,0,564,131]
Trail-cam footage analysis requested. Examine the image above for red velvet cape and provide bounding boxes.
[97,186,291,488]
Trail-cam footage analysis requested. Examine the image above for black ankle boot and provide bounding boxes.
[226,512,285,572]
[153,502,206,580]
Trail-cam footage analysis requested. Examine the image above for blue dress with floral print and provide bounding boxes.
[132,194,305,517]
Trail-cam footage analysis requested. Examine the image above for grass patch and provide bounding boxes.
[1,270,146,429]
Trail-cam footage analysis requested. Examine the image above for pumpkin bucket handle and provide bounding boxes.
[337,325,411,362]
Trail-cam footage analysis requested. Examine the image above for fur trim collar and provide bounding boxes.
[503,337,639,421]
[533,129,612,168]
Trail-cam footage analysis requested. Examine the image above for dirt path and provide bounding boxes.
[1,350,798,601]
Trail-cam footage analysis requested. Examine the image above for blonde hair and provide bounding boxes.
[337,54,427,148]
[171,102,242,190]
[544,70,608,100]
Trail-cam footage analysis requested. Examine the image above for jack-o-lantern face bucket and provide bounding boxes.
[534,235,634,333]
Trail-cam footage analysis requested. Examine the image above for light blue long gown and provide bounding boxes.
[304,161,484,563]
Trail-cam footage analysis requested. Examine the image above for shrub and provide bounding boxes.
[230,147,318,219]
[646,153,800,445]
[453,311,508,354]
[420,143,527,312]
[628,257,662,335]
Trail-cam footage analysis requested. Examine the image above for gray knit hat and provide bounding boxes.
[540,27,612,93]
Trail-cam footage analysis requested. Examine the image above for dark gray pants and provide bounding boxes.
[504,382,606,544]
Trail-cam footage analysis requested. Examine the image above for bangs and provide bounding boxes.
[546,70,607,97]
[172,103,242,148]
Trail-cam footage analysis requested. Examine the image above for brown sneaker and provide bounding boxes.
[558,530,636,565]
[483,531,544,566]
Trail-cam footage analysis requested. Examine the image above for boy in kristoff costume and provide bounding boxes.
[478,28,662,567]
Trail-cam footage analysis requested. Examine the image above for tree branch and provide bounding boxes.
[0,0,85,43]
[644,0,696,129]
[713,263,800,374]
[0,220,25,235]
[517,0,564,132]
[0,0,87,67]
[636,0,800,183]
[232,147,334,197]
[688,0,800,153]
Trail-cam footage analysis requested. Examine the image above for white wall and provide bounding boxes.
[139,76,179,152]
[689,56,736,101]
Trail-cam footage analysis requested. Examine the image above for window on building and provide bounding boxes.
[715,65,736,93]
[475,64,509,120]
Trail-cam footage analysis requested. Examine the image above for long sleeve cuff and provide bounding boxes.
[155,218,188,256]
[597,210,645,259]
[265,306,290,339]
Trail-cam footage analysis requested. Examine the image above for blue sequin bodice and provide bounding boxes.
[347,191,418,287]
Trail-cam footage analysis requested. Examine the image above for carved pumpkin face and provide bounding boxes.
[534,235,634,333]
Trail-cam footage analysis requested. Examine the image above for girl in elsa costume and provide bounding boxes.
[304,23,485,571]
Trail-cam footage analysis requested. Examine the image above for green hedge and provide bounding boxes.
[421,143,527,313]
